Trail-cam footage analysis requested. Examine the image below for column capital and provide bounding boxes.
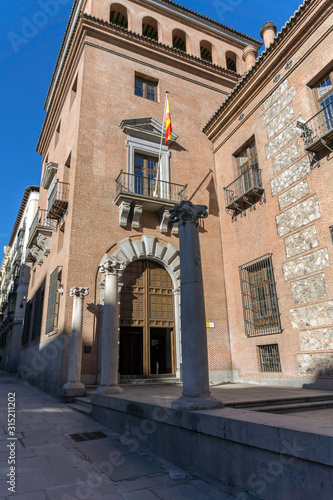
[169,200,208,225]
[70,287,89,298]
[100,260,125,276]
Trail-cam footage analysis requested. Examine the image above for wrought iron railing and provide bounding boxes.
[224,166,263,208]
[28,208,57,244]
[116,171,187,203]
[47,181,70,218]
[301,101,333,150]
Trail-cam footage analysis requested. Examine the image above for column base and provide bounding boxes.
[95,385,124,395]
[63,382,86,390]
[171,396,224,411]
[58,383,86,401]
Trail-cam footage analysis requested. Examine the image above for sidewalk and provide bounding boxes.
[0,372,236,500]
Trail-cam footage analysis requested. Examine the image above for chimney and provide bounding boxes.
[242,46,258,71]
[260,22,277,49]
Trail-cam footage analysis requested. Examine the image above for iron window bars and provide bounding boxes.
[258,344,282,372]
[239,254,281,337]
[116,171,187,203]
[300,101,333,152]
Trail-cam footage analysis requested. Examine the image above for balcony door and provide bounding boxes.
[134,154,158,197]
[119,260,175,378]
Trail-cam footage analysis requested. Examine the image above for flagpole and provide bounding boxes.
[153,91,169,197]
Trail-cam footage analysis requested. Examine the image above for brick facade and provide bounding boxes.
[5,0,333,395]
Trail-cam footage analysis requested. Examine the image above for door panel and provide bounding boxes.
[120,260,175,377]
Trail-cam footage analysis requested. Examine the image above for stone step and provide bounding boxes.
[225,394,333,409]
[67,402,92,415]
[255,400,333,414]
[120,378,181,386]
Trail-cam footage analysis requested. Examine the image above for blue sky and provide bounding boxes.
[0,0,303,252]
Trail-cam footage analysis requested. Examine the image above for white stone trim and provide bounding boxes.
[98,236,182,376]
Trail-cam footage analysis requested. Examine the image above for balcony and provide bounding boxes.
[224,166,265,217]
[27,209,57,250]
[47,181,70,221]
[115,171,187,230]
[115,172,187,207]
[301,101,333,152]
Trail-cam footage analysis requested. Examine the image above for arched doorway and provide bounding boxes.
[119,260,175,378]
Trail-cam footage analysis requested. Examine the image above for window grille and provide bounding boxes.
[258,344,282,372]
[239,254,281,337]
[45,267,62,334]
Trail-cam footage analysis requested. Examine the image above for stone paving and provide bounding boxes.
[0,373,236,500]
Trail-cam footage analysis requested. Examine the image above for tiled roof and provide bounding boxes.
[202,0,312,133]
[81,13,241,76]
[158,0,261,45]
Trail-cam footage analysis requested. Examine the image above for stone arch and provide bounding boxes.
[98,236,181,377]
[99,236,180,290]
[142,16,159,41]
[200,40,213,63]
[110,3,128,29]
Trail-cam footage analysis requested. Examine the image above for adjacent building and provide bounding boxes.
[2,0,333,396]
[0,186,39,372]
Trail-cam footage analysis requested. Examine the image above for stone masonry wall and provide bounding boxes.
[271,156,311,196]
[291,273,328,305]
[290,301,333,329]
[276,194,321,237]
[263,79,289,110]
[265,120,300,159]
[272,140,302,175]
[278,179,309,210]
[283,248,330,281]
[284,225,319,258]
[267,103,295,139]
[299,328,333,351]
[297,353,333,377]
[261,85,296,126]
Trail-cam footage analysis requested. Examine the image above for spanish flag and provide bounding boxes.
[165,95,172,145]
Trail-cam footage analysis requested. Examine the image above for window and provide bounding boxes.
[258,344,282,372]
[45,267,62,334]
[142,17,158,41]
[226,51,237,72]
[239,254,281,337]
[70,75,78,108]
[21,300,32,346]
[134,153,158,196]
[313,70,333,110]
[55,121,61,148]
[200,41,212,63]
[110,4,128,28]
[172,29,186,52]
[31,286,45,341]
[135,76,158,101]
[233,140,260,196]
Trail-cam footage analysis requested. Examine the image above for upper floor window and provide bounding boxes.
[135,75,158,102]
[134,153,158,196]
[226,51,237,72]
[110,4,128,28]
[236,140,258,175]
[172,29,186,52]
[200,41,212,63]
[142,17,158,41]
[313,70,333,110]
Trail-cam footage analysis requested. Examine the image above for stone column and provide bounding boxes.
[63,287,89,393]
[169,200,223,410]
[96,260,124,395]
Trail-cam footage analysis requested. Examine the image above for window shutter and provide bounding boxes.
[31,287,44,341]
[21,301,32,346]
[45,268,59,334]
